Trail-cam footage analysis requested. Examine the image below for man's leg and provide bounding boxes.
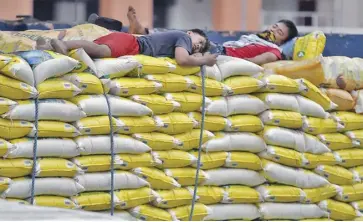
[127,6,148,35]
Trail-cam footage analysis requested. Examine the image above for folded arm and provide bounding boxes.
[174,47,212,66]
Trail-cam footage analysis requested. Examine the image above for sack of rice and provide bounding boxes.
[314,165,361,185]
[259,145,304,168]
[71,95,152,117]
[203,168,266,187]
[132,132,180,151]
[72,192,117,211]
[162,57,200,75]
[205,95,267,117]
[186,186,224,204]
[0,54,34,86]
[215,55,263,80]
[0,139,16,158]
[222,185,262,203]
[256,185,305,202]
[260,110,303,129]
[132,167,180,190]
[335,149,363,168]
[2,99,86,122]
[350,166,363,180]
[331,111,363,132]
[75,170,149,192]
[7,138,79,158]
[185,75,231,96]
[153,188,194,208]
[0,159,32,178]
[130,94,180,114]
[93,56,140,79]
[126,55,176,75]
[174,129,214,151]
[115,187,158,210]
[154,113,194,135]
[0,118,34,140]
[1,177,84,199]
[261,160,330,188]
[168,203,211,221]
[28,121,80,138]
[0,97,17,115]
[318,199,361,220]
[260,126,331,154]
[117,153,160,170]
[16,50,79,85]
[302,116,344,135]
[118,116,158,134]
[0,177,11,193]
[61,72,109,95]
[335,183,363,202]
[318,133,357,151]
[204,204,261,221]
[352,90,363,114]
[75,116,124,135]
[129,204,173,221]
[30,196,78,209]
[257,74,305,93]
[37,79,81,99]
[301,152,338,169]
[255,92,299,112]
[321,88,355,111]
[164,167,207,186]
[351,200,363,211]
[188,112,227,132]
[202,132,267,153]
[72,155,123,172]
[190,151,227,170]
[345,130,363,148]
[296,95,330,118]
[302,184,341,204]
[76,135,151,155]
[164,92,207,113]
[0,74,37,100]
[151,150,196,168]
[68,48,96,74]
[109,78,162,97]
[224,76,265,95]
[224,152,262,170]
[35,158,82,177]
[225,115,264,132]
[260,203,328,220]
[144,74,190,93]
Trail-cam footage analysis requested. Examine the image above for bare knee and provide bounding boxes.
[94,44,112,58]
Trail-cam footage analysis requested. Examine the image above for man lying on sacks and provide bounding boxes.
[35,6,217,67]
[86,6,298,65]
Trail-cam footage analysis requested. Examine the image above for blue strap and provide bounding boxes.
[30,96,39,204]
[104,93,115,216]
[189,65,206,220]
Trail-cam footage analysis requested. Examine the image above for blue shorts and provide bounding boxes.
[209,42,226,55]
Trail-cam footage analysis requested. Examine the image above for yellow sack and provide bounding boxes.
[0,98,17,115]
[256,185,304,202]
[0,159,32,178]
[356,217,363,221]
[128,55,175,74]
[187,186,224,204]
[302,185,340,203]
[352,200,363,211]
[130,204,173,221]
[0,118,34,139]
[260,110,302,129]
[144,74,189,93]
[33,196,77,209]
[0,138,15,157]
[153,188,193,208]
[152,150,196,168]
[336,183,363,202]
[61,72,107,95]
[185,75,230,96]
[0,54,34,86]
[118,153,157,170]
[301,152,338,169]
[0,74,37,100]
[68,48,96,74]
[33,121,80,138]
[169,203,210,221]
[5,198,29,204]
[297,78,337,111]
[72,192,113,211]
[321,56,363,91]
[332,111,363,132]
[224,76,264,95]
[130,94,179,114]
[350,166,363,180]
[346,130,363,149]
[353,89,363,114]
[226,115,264,132]
[154,112,194,135]
[263,57,325,86]
[132,167,180,190]
[72,155,123,173]
[317,133,355,151]
[162,57,200,75]
[225,152,262,170]
[0,177,11,192]
[335,149,363,168]
[174,129,214,151]
[165,167,207,186]
[190,151,227,170]
[321,88,355,111]
[223,185,261,203]
[116,187,156,210]
[319,199,358,220]
[37,79,81,99]
[36,158,82,177]
[259,145,303,168]
[302,116,343,135]
[132,132,178,151]
[75,116,123,135]
[293,31,326,61]
[188,112,227,132]
[164,92,204,113]
[118,116,157,134]
[258,74,303,93]
[109,78,162,97]
[314,165,360,185]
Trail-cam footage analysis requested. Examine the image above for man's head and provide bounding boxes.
[267,20,298,45]
[187,29,210,54]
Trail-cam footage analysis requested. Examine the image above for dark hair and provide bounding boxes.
[188,28,210,53]
[278,19,298,43]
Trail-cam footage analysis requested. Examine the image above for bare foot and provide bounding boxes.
[50,39,68,55]
[36,37,53,51]
[127,6,147,35]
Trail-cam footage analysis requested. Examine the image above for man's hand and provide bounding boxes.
[203,53,218,66]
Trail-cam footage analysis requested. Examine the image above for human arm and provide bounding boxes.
[244,52,278,65]
[174,47,217,66]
